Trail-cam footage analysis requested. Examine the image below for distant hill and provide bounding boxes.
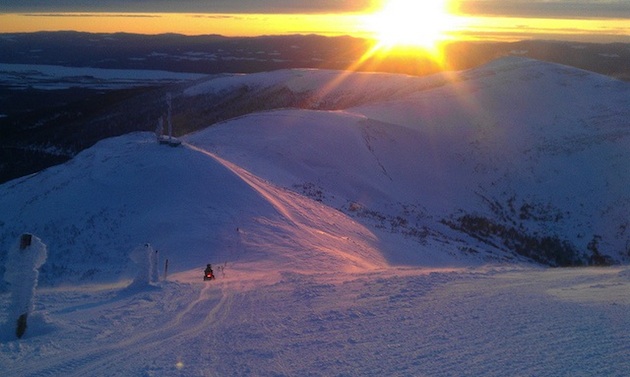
[1,32,629,79]
[1,32,629,184]
[1,58,628,289]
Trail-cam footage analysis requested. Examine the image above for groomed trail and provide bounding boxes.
[1,265,628,376]
[185,142,387,273]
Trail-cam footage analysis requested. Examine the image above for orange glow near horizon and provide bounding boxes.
[0,11,628,45]
[0,13,370,37]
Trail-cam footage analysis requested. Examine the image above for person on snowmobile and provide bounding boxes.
[204,264,214,280]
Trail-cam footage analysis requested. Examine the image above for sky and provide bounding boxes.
[0,0,629,43]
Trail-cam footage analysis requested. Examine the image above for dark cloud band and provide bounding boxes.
[457,1,630,19]
[0,0,375,13]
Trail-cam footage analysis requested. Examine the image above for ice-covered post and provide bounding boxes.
[129,243,158,288]
[155,116,164,141]
[3,234,48,339]
[150,249,159,283]
[166,93,173,140]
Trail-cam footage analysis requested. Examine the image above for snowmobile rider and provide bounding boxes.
[204,264,213,276]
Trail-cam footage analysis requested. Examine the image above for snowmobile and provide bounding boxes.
[204,271,215,281]
[203,264,215,281]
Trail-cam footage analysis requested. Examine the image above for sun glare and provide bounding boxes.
[366,0,458,51]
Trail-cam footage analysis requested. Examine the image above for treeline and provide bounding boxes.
[1,32,628,80]
[443,214,613,266]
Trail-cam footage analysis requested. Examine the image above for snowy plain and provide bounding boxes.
[0,63,206,90]
[1,58,629,376]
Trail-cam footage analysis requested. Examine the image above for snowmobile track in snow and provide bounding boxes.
[5,282,233,377]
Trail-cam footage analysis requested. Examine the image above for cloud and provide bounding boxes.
[24,13,162,18]
[0,0,376,13]
[5,0,628,19]
[456,1,630,19]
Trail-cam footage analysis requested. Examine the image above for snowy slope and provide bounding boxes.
[183,68,449,105]
[351,58,630,263]
[186,58,630,265]
[1,57,629,376]
[0,133,389,287]
[1,57,629,288]
[1,262,629,376]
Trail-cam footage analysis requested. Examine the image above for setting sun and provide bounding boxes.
[366,0,459,50]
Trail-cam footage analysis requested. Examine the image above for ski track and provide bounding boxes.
[3,281,232,377]
[184,143,386,271]
[1,267,628,376]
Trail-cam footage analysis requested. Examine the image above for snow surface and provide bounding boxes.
[1,265,629,376]
[0,58,629,375]
[185,57,630,263]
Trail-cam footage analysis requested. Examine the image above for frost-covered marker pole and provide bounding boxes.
[3,234,47,339]
[158,93,181,146]
[165,92,174,142]
[150,249,159,283]
[155,116,164,141]
[129,243,159,288]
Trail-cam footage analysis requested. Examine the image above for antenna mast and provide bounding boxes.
[166,93,173,140]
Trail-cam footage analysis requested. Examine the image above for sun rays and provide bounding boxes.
[364,0,460,52]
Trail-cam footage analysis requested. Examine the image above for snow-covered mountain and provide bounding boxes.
[1,57,630,377]
[176,57,630,267]
[1,57,629,288]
